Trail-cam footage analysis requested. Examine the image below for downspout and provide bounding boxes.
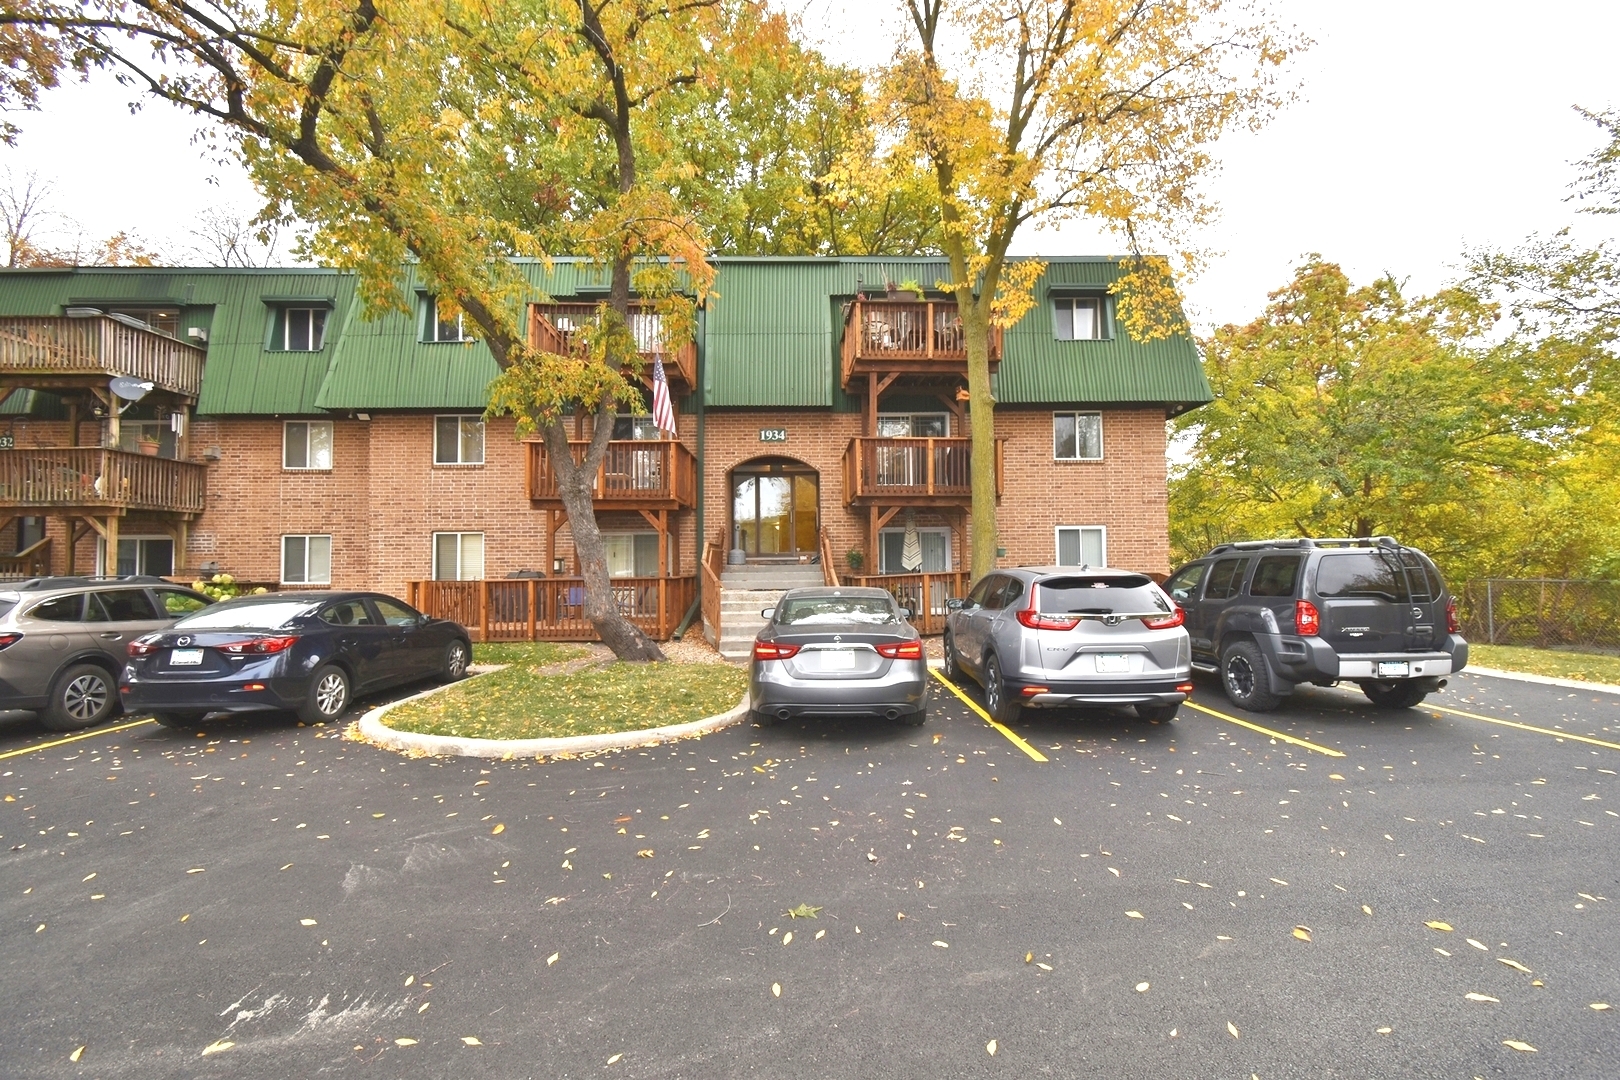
[672,301,707,640]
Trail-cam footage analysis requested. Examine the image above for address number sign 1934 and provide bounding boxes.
[758,428,788,443]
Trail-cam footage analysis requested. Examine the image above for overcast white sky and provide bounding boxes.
[3,0,1616,332]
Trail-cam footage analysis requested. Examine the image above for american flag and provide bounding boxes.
[651,353,677,435]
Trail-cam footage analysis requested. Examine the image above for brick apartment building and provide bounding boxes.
[0,257,1210,641]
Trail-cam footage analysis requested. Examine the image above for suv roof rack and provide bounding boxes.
[1204,536,1400,557]
[11,575,174,591]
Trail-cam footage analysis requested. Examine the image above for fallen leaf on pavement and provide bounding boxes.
[986,1039,997,1056]
[491,824,505,835]
[300,919,317,926]
[418,1002,430,1013]
[1293,926,1312,942]
[1126,911,1144,919]
[395,1038,417,1047]
[1025,952,1033,964]
[1037,963,1053,971]
[1497,958,1533,974]
[547,952,559,966]
[1362,905,1372,915]
[1590,1003,1611,1011]
[607,1053,622,1064]
[787,904,822,918]
[771,983,781,998]
[70,1047,84,1063]
[405,975,414,986]
[1466,993,1500,1003]
[1376,1026,1392,1034]
[1425,921,1454,931]
[1108,867,1120,877]
[1228,1022,1240,1039]
[461,1036,482,1045]
[933,940,949,948]
[201,1040,234,1056]
[1467,938,1489,951]
[637,849,655,858]
[782,932,793,945]
[1136,982,1150,992]
[187,868,206,875]
[1502,1040,1537,1052]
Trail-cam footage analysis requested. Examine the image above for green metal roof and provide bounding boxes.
[0,257,1210,415]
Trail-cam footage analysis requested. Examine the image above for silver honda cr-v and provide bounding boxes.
[0,577,212,731]
[943,566,1193,723]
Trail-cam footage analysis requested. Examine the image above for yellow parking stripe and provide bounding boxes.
[0,717,159,761]
[929,669,1048,762]
[1430,704,1620,752]
[1182,700,1347,758]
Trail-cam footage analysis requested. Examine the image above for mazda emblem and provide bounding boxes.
[177,635,191,646]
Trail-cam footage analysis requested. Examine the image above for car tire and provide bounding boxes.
[297,665,350,724]
[41,663,118,732]
[900,705,927,727]
[150,712,204,731]
[941,633,962,680]
[983,655,1021,724]
[443,639,470,682]
[1362,681,1429,710]
[1221,641,1283,713]
[1137,703,1180,723]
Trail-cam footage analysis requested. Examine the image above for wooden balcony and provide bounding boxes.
[0,316,205,399]
[527,438,697,510]
[845,571,972,636]
[407,575,697,642]
[840,300,1003,389]
[529,302,697,390]
[842,437,1004,506]
[0,448,206,515]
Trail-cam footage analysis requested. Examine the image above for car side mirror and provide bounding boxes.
[946,598,966,612]
[760,607,775,620]
[898,607,913,619]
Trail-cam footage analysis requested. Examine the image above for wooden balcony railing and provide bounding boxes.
[407,575,697,642]
[0,316,205,398]
[845,571,972,636]
[0,448,207,514]
[527,438,697,509]
[529,302,697,389]
[840,300,1002,387]
[0,537,52,579]
[842,437,1004,505]
[701,530,725,645]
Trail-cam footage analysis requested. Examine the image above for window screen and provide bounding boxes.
[1056,526,1106,567]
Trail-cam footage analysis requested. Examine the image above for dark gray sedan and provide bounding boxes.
[749,587,928,726]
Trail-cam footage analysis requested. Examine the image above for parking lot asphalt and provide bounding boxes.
[2,669,1618,1080]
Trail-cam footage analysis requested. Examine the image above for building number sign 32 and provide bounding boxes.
[758,428,788,443]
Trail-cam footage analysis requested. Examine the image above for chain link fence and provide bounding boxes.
[1456,579,1620,652]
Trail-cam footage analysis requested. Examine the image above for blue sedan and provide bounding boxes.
[120,591,472,728]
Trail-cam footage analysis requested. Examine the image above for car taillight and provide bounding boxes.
[0,632,21,652]
[752,641,801,661]
[1445,596,1460,634]
[876,640,923,660]
[127,637,159,657]
[1295,600,1320,636]
[1141,606,1185,630]
[218,635,299,655]
[1016,608,1082,630]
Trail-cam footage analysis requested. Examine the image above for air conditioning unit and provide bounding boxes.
[187,327,208,344]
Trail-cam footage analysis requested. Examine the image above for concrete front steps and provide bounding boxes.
[711,563,828,660]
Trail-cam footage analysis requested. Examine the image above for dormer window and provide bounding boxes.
[1053,295,1106,341]
[422,295,467,342]
[273,307,327,351]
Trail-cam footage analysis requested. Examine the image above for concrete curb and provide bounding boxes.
[1463,665,1620,696]
[354,670,753,759]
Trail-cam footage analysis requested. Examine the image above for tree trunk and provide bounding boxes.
[959,300,999,580]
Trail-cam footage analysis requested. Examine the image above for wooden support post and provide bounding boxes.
[478,580,489,643]
[866,373,878,437]
[104,515,118,576]
[527,578,538,641]
[63,516,75,575]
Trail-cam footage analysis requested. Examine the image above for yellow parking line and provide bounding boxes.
[1182,700,1347,758]
[0,717,159,761]
[929,669,1049,762]
[1430,704,1620,752]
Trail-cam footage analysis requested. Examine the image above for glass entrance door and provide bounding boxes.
[732,464,819,558]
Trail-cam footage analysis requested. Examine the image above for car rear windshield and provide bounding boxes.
[1037,575,1171,615]
[1315,553,1442,603]
[0,597,16,620]
[171,601,319,630]
[777,596,898,625]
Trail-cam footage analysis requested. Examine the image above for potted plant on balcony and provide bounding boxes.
[845,549,865,574]
[136,433,161,456]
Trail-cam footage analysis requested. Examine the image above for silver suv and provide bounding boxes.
[0,577,212,731]
[943,567,1193,723]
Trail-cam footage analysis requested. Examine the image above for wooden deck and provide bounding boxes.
[527,439,697,510]
[841,437,1004,506]
[0,448,206,515]
[0,316,205,399]
[408,576,697,641]
[529,302,698,389]
[840,300,1002,389]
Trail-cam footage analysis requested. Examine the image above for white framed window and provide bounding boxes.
[876,412,949,437]
[433,532,485,581]
[611,415,661,440]
[114,536,174,576]
[1055,526,1106,568]
[1053,296,1106,341]
[283,420,333,470]
[434,415,486,465]
[878,527,952,574]
[422,295,467,342]
[275,308,327,351]
[603,532,660,577]
[282,534,332,585]
[1053,412,1103,460]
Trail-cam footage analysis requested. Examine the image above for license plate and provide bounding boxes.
[1096,653,1130,673]
[1377,661,1410,678]
[169,648,204,666]
[818,650,856,671]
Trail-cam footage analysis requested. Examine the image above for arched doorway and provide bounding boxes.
[730,457,819,560]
